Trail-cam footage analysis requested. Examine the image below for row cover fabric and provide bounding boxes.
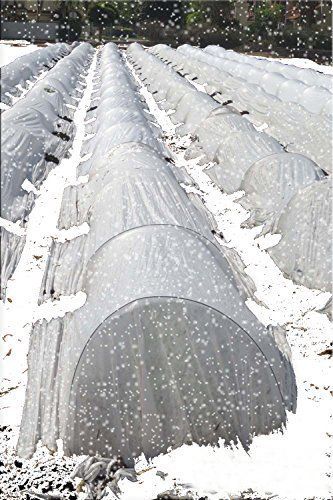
[130,43,330,308]
[1,42,70,105]
[0,42,94,299]
[269,179,332,294]
[128,43,323,203]
[18,43,297,464]
[1,42,94,223]
[178,44,332,119]
[239,152,326,233]
[40,143,211,301]
[150,44,331,174]
[179,45,332,116]
[0,226,26,299]
[40,42,202,301]
[204,45,332,92]
[20,233,296,463]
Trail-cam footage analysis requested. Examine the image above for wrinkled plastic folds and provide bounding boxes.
[150,44,332,174]
[239,152,326,233]
[129,44,331,310]
[187,44,333,113]
[1,42,70,105]
[1,42,94,299]
[204,45,332,92]
[127,43,322,199]
[18,44,297,464]
[269,179,332,294]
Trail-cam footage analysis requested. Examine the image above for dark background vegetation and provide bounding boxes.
[1,1,332,62]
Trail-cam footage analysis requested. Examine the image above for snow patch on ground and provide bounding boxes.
[244,50,333,75]
[275,57,333,75]
[0,41,39,67]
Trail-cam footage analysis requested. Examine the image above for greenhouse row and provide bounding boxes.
[0,41,331,472]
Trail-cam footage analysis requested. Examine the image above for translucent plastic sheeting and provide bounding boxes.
[184,45,332,115]
[19,226,297,462]
[183,110,285,195]
[1,42,94,223]
[146,45,331,305]
[1,42,94,299]
[128,44,232,139]
[206,131,283,194]
[128,43,221,137]
[1,42,70,105]
[18,44,297,463]
[184,108,257,164]
[150,44,332,174]
[204,45,332,92]
[179,45,332,117]
[2,108,72,222]
[40,143,214,300]
[0,227,26,298]
[40,42,206,299]
[169,91,220,136]
[239,152,326,233]
[269,179,332,294]
[128,44,287,194]
[79,44,167,175]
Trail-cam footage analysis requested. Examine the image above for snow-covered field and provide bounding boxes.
[276,56,333,75]
[0,41,39,67]
[0,42,332,500]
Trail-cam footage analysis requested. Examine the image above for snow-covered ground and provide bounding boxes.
[276,57,333,75]
[0,42,58,111]
[0,43,332,500]
[0,41,39,67]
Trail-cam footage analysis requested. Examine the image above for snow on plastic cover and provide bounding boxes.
[150,44,332,174]
[1,42,95,299]
[1,42,70,105]
[18,43,296,464]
